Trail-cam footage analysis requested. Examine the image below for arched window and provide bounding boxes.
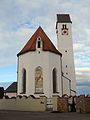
[62,24,67,29]
[35,66,43,93]
[22,68,26,94]
[37,40,41,48]
[52,68,57,93]
[36,37,43,49]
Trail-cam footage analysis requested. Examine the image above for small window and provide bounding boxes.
[38,51,40,54]
[37,41,41,48]
[36,37,42,49]
[38,37,41,40]
[65,50,67,52]
[66,65,67,68]
[62,24,64,29]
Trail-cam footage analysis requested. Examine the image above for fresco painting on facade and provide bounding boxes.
[35,66,43,93]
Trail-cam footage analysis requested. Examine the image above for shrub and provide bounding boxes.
[0,87,4,99]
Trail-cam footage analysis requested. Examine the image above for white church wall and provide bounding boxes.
[18,51,49,97]
[49,52,62,97]
[62,77,70,96]
[17,50,62,98]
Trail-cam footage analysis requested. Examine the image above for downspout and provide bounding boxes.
[69,80,71,96]
[60,56,63,96]
[62,75,71,96]
[16,55,19,96]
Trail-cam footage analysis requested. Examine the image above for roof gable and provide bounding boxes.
[17,26,62,56]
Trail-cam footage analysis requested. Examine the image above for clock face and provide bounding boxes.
[62,29,68,35]
[61,24,68,35]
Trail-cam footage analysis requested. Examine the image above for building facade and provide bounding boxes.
[17,26,62,98]
[17,14,76,98]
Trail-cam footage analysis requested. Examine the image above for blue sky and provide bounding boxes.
[0,0,90,95]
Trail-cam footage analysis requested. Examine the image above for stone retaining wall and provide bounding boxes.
[53,95,68,112]
[76,95,90,113]
[0,95,90,113]
[0,96,47,111]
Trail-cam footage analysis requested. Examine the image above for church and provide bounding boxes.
[17,14,76,98]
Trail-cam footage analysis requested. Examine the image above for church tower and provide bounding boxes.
[56,14,76,95]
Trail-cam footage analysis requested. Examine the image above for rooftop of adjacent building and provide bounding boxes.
[5,82,17,93]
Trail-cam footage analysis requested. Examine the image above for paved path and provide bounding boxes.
[0,111,90,120]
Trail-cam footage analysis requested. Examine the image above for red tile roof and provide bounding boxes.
[17,26,62,56]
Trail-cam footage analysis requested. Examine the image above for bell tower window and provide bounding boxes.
[61,24,68,35]
[62,24,67,29]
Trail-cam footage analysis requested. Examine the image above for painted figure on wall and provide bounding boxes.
[35,66,43,93]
